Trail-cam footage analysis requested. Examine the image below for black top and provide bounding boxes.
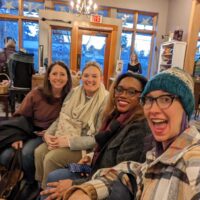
[128,62,142,74]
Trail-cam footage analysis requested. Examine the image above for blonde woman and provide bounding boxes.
[128,52,142,74]
[34,61,108,189]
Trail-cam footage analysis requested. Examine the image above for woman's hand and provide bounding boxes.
[43,133,59,149]
[57,136,69,148]
[77,156,92,177]
[78,155,91,165]
[68,190,91,200]
[40,180,73,200]
[11,140,23,149]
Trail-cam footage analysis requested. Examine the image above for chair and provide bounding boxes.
[8,51,35,114]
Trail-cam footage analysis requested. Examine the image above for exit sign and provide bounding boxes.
[90,14,103,23]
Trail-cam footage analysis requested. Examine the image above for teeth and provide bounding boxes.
[151,119,166,123]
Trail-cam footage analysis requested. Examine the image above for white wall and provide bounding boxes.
[167,0,192,40]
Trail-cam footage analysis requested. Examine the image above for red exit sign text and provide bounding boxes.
[90,14,103,23]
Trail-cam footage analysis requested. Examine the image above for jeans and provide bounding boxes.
[47,168,82,183]
[0,136,43,183]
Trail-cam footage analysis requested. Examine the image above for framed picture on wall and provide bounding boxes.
[116,60,123,74]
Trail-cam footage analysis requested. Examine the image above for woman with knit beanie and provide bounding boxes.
[63,67,200,200]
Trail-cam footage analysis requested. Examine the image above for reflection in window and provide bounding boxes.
[134,33,152,76]
[54,4,70,12]
[0,20,18,49]
[23,0,44,17]
[137,14,153,30]
[80,35,106,71]
[0,0,18,15]
[98,10,108,17]
[117,12,134,28]
[52,29,71,68]
[120,32,132,73]
[23,21,39,72]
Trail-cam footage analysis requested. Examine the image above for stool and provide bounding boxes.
[9,87,30,114]
[0,94,9,118]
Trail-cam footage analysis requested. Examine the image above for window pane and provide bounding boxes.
[194,40,200,77]
[80,34,106,71]
[23,21,39,72]
[120,32,132,73]
[0,20,18,50]
[117,12,134,28]
[52,29,71,68]
[54,4,70,12]
[0,0,18,15]
[134,33,152,76]
[195,40,200,61]
[23,1,44,17]
[98,10,108,17]
[137,14,153,31]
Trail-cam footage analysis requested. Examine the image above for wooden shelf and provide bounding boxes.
[158,41,186,72]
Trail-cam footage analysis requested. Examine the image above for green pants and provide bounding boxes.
[34,143,81,189]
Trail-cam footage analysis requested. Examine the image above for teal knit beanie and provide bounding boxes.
[141,67,194,119]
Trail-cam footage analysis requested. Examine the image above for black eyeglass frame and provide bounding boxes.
[114,86,142,97]
[140,94,179,110]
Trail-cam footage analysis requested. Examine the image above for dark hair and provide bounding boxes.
[114,72,147,90]
[102,72,148,123]
[4,36,16,44]
[40,61,72,103]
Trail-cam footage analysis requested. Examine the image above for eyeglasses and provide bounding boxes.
[114,86,141,97]
[140,94,178,109]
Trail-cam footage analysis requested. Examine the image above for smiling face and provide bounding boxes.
[114,77,142,113]
[48,64,68,94]
[143,90,184,149]
[131,53,138,62]
[81,66,102,97]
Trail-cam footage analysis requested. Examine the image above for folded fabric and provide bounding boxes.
[0,116,34,150]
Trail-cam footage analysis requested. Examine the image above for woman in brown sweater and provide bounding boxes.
[0,61,72,199]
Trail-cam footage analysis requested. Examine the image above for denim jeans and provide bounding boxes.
[0,136,43,183]
[47,168,82,182]
[40,168,82,200]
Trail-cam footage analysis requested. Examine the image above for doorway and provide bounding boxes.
[49,23,118,88]
[77,29,110,84]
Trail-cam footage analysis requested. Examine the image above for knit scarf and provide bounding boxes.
[55,83,107,137]
[91,110,133,167]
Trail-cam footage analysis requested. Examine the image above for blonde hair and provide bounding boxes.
[82,61,103,75]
